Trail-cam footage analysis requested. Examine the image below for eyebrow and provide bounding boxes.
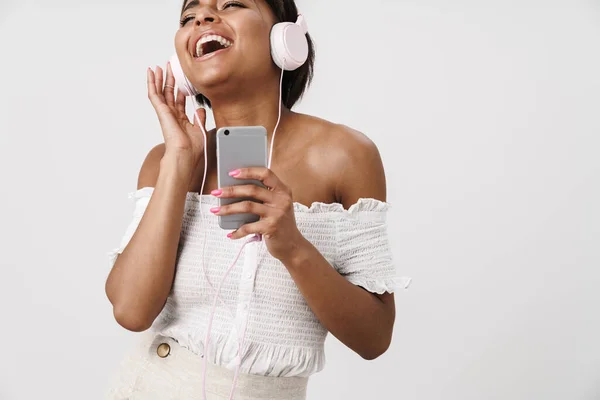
[182,0,200,14]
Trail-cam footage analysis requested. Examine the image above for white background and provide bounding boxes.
[0,0,598,399]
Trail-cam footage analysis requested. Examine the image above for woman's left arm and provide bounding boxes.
[281,232,396,362]
[212,132,395,360]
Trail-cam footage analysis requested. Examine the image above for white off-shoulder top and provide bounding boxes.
[107,187,408,378]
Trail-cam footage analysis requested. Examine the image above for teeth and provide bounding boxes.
[195,34,232,57]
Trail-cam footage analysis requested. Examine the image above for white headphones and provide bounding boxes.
[170,14,309,97]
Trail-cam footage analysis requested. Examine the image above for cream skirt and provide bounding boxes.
[104,331,308,400]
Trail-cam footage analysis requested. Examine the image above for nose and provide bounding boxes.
[195,7,220,26]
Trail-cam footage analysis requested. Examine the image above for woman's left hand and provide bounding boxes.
[210,167,307,263]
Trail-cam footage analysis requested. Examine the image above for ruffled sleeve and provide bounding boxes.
[106,187,154,269]
[333,198,401,294]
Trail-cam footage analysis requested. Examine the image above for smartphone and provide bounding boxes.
[216,126,268,230]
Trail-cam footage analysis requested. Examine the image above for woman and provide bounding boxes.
[104,0,400,399]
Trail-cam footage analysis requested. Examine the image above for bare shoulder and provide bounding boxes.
[294,113,379,161]
[293,114,386,207]
[327,123,386,207]
[137,143,166,190]
[329,123,380,159]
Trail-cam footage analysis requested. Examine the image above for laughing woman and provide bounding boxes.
[104,0,400,399]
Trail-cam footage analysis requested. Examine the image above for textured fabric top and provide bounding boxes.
[107,187,403,378]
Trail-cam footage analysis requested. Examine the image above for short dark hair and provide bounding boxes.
[179,0,315,109]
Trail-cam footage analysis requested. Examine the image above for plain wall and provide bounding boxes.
[0,0,598,399]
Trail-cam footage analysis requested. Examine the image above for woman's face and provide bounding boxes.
[175,0,277,97]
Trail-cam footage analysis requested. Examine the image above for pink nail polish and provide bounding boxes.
[210,207,220,214]
[227,233,233,239]
[211,189,223,196]
[229,169,241,177]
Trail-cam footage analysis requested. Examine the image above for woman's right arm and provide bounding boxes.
[104,147,194,332]
[105,64,206,332]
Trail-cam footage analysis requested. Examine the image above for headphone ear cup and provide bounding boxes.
[270,22,309,71]
[169,53,200,97]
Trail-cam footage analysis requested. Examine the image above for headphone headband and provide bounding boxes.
[296,14,308,34]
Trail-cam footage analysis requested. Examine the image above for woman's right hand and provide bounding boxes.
[147,64,207,170]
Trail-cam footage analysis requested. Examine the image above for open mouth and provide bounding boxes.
[195,35,233,58]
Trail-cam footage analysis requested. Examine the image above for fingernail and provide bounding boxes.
[229,170,241,177]
[211,189,222,196]
[210,207,220,214]
[227,233,233,239]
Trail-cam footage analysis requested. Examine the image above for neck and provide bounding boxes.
[208,75,291,144]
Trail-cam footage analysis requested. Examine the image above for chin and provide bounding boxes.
[186,48,238,86]
[194,65,230,82]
